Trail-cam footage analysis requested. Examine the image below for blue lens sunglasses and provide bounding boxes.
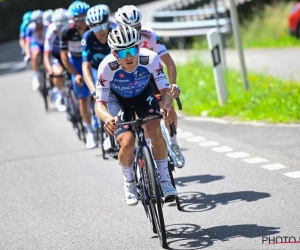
[116,46,139,59]
[91,23,108,33]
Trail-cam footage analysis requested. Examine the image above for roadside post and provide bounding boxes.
[207,28,228,106]
[229,0,249,90]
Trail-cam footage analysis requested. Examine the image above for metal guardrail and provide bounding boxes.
[147,0,251,48]
[147,18,231,37]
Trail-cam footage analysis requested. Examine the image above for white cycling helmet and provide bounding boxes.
[43,9,53,25]
[108,25,139,50]
[97,4,110,15]
[52,8,70,26]
[31,10,43,22]
[86,5,109,25]
[115,5,142,26]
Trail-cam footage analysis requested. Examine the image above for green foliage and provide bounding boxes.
[177,61,300,123]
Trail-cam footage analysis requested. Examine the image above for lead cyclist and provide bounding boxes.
[115,5,185,168]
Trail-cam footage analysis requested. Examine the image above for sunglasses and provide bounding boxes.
[132,24,141,31]
[91,23,108,33]
[74,17,86,23]
[116,46,139,59]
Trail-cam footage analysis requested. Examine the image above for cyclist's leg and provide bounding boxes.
[51,56,66,112]
[30,43,43,91]
[70,57,96,149]
[134,84,177,199]
[107,91,138,206]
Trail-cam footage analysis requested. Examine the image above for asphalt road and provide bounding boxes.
[0,69,300,250]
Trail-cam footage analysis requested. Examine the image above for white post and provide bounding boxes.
[207,28,228,106]
[229,0,249,90]
[213,0,227,71]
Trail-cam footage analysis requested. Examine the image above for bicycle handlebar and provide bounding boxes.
[109,114,177,149]
[175,98,182,110]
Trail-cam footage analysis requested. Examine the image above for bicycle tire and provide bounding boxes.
[168,159,181,211]
[39,70,48,112]
[70,89,86,144]
[143,146,167,248]
[135,157,157,234]
[100,122,107,159]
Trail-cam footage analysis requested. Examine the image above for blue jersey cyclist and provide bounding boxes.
[95,25,178,206]
[60,1,97,149]
[19,11,32,55]
[82,5,112,95]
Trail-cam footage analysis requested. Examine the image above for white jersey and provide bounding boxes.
[139,26,168,57]
[96,48,169,102]
[44,23,60,55]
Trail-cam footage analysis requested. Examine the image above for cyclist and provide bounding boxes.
[24,10,45,91]
[115,5,185,168]
[60,1,97,149]
[43,9,53,28]
[95,25,178,206]
[44,8,69,112]
[82,5,112,136]
[19,11,32,55]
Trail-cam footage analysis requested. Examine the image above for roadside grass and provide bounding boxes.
[176,61,300,123]
[191,1,300,49]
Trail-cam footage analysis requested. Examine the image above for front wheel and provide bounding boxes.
[168,160,181,211]
[143,146,167,248]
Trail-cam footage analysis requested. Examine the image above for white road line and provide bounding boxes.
[177,128,183,133]
[198,141,219,147]
[186,136,206,142]
[283,171,300,178]
[212,146,233,153]
[243,157,268,164]
[226,152,250,158]
[262,163,287,171]
[177,132,193,138]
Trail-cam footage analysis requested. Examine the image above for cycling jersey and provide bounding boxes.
[60,25,89,59]
[25,22,45,47]
[139,26,168,57]
[96,48,169,102]
[44,23,61,56]
[81,29,112,70]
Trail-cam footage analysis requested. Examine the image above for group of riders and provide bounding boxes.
[19,1,185,206]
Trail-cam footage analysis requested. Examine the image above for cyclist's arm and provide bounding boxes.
[81,35,95,93]
[43,31,53,74]
[60,51,79,75]
[160,53,177,85]
[60,27,79,76]
[82,62,95,93]
[152,36,177,85]
[44,51,52,74]
[24,24,33,56]
[95,62,113,123]
[19,37,25,51]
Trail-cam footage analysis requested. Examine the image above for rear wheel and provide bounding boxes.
[39,69,48,112]
[143,146,167,248]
